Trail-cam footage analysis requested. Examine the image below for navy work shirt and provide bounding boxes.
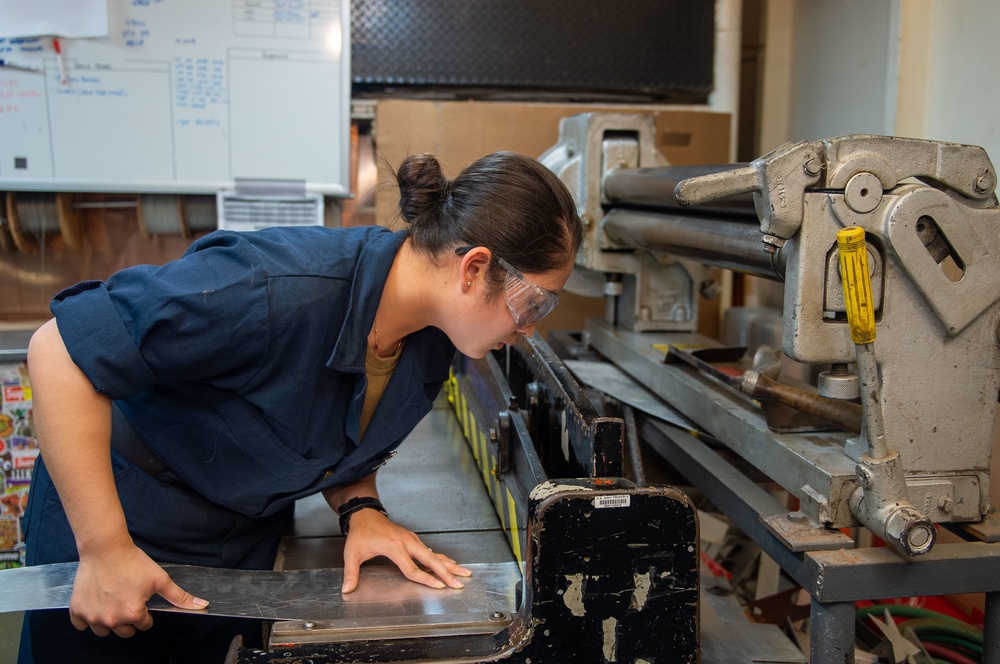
[50,226,456,518]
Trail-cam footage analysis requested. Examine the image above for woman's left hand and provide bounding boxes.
[340,508,472,593]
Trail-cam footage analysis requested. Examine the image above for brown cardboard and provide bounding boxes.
[374,100,731,334]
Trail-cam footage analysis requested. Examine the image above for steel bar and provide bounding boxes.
[602,208,786,280]
[803,544,1000,602]
[743,371,863,435]
[665,344,864,435]
[603,165,756,217]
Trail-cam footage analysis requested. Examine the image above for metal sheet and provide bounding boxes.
[275,530,516,571]
[0,561,521,624]
[701,583,807,663]
[268,561,518,644]
[563,359,700,432]
[0,562,75,613]
[285,401,502,538]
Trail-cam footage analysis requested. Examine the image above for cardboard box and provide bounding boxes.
[374,100,731,335]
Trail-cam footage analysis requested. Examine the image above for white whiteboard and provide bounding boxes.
[0,0,350,195]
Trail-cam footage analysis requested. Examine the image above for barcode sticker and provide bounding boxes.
[593,495,630,509]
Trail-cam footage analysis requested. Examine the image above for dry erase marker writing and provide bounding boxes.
[52,37,68,84]
[0,60,40,73]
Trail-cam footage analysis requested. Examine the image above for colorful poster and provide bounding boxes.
[0,362,36,568]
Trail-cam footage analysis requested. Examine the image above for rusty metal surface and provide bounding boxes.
[760,512,855,552]
[949,510,1000,543]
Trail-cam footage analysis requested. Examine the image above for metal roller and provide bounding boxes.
[138,194,217,239]
[180,195,218,236]
[137,194,184,238]
[603,165,756,217]
[5,192,84,253]
[602,208,786,281]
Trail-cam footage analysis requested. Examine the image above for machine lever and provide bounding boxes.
[837,226,936,557]
[665,345,863,435]
[837,226,887,459]
[671,163,760,207]
[674,135,995,250]
[674,140,821,246]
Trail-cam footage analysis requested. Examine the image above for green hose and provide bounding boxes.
[919,633,983,656]
[897,618,984,648]
[856,604,978,629]
[857,606,984,661]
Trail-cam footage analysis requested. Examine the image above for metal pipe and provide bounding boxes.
[603,165,756,217]
[739,370,863,435]
[602,208,785,281]
[603,273,621,326]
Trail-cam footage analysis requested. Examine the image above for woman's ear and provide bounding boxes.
[459,246,492,292]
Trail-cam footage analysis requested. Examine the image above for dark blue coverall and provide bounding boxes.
[19,226,455,663]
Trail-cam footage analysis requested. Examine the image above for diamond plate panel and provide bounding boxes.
[352,0,714,100]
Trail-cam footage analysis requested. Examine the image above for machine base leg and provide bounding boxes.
[810,598,855,664]
[986,591,1000,664]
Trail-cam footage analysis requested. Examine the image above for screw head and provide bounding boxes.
[975,171,994,193]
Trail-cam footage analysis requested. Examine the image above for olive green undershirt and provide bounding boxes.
[359,341,404,440]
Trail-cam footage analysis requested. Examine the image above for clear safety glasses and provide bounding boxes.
[494,257,560,328]
[455,246,560,328]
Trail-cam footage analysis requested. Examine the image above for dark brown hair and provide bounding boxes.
[396,151,582,292]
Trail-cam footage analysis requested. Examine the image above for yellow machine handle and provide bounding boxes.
[836,226,876,345]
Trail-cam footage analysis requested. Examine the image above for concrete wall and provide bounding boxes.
[914,0,1000,161]
[760,0,1000,160]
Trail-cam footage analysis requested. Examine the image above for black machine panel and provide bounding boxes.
[352,0,715,102]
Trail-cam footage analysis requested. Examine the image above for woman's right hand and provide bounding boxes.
[70,543,209,638]
[28,320,209,637]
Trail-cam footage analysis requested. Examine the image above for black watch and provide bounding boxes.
[337,496,387,535]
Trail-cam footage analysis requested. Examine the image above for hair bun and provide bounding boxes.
[396,153,450,224]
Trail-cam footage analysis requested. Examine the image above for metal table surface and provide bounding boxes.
[275,397,806,662]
